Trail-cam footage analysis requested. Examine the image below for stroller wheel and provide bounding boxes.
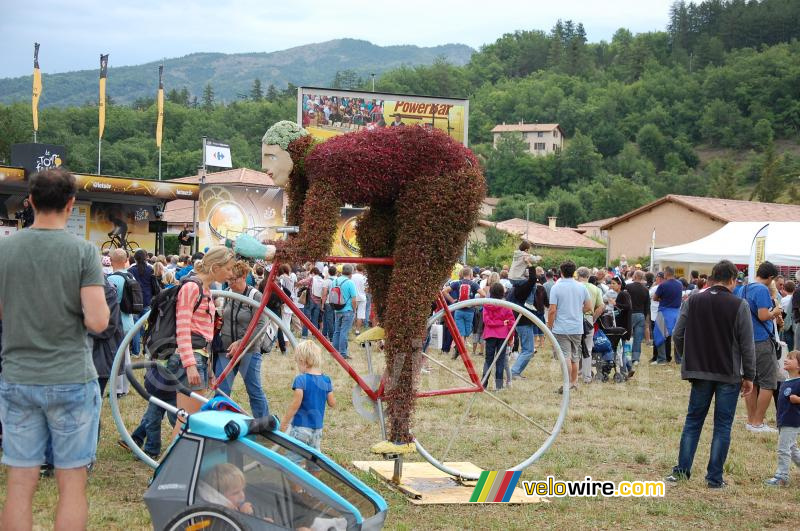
[165,506,249,531]
[613,373,625,384]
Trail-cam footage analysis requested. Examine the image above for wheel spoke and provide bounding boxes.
[421,350,551,435]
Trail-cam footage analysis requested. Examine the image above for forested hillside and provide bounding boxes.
[1,0,799,227]
[0,39,474,107]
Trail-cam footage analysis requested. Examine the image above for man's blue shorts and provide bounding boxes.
[0,378,101,468]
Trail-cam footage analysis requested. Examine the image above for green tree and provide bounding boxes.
[560,130,602,180]
[636,124,667,168]
[753,118,774,152]
[202,83,215,110]
[266,84,278,102]
[250,79,263,101]
[752,143,784,202]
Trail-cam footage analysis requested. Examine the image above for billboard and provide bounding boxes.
[11,143,66,175]
[198,184,283,251]
[298,87,469,146]
[88,202,157,251]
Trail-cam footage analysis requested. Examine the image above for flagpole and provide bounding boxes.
[650,227,656,272]
[97,140,102,175]
[158,148,162,181]
[192,137,207,254]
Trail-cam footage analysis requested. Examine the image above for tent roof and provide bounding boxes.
[653,222,800,266]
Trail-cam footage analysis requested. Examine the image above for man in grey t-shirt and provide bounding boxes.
[0,168,109,530]
[547,260,591,393]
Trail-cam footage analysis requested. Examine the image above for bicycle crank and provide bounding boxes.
[351,374,383,423]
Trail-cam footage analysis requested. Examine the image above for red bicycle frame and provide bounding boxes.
[214,256,484,402]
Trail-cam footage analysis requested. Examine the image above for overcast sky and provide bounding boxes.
[1,0,675,78]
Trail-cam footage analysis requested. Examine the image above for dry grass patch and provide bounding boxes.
[0,338,797,529]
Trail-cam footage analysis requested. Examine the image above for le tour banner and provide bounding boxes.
[297,87,469,146]
[198,184,283,251]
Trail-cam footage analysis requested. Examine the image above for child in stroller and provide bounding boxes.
[592,311,634,383]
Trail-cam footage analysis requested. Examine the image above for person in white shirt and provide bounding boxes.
[648,272,664,362]
[351,264,368,333]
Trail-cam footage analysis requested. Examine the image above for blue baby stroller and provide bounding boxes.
[119,361,388,530]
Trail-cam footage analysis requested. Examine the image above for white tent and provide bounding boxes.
[653,221,800,267]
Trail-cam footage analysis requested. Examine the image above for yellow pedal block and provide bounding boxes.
[371,440,416,455]
[356,326,385,342]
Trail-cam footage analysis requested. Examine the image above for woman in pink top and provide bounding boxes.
[167,246,235,438]
[482,282,515,390]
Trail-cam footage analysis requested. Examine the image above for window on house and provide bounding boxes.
[534,142,546,150]
[553,130,559,138]
[537,132,544,137]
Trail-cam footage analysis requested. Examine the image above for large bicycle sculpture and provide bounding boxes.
[111,255,569,481]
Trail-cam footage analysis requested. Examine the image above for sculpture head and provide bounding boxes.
[261,121,309,188]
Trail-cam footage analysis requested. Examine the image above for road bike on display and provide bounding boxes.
[101,233,140,254]
[110,231,569,481]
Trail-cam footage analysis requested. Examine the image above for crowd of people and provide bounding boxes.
[1,168,799,528]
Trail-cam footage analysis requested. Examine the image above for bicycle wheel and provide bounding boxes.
[412,297,570,480]
[165,506,250,531]
[108,290,296,468]
[126,240,140,253]
[100,240,115,252]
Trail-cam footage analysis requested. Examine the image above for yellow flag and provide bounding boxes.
[156,65,164,148]
[98,54,108,139]
[32,43,42,133]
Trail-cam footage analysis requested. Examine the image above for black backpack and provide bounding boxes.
[109,271,144,315]
[143,276,208,360]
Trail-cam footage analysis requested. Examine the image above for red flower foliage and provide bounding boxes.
[275,125,485,442]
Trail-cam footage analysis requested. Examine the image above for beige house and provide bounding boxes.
[490,123,564,156]
[471,217,604,250]
[601,194,800,262]
[480,197,501,219]
[576,216,616,242]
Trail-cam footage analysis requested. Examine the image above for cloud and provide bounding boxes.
[0,0,674,77]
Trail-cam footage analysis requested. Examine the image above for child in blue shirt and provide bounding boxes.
[765,350,800,486]
[280,340,336,451]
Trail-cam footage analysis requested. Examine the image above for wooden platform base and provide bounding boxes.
[352,460,546,505]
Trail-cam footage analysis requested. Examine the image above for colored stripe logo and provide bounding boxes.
[469,470,521,502]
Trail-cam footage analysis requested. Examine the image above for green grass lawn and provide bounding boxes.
[1,337,798,530]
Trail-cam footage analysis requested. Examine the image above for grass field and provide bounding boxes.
[1,336,798,530]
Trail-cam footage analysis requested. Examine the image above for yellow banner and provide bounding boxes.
[156,65,164,148]
[32,43,42,132]
[156,88,164,147]
[98,54,108,140]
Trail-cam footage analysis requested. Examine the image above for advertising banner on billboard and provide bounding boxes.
[298,87,469,146]
[72,174,199,200]
[88,202,156,251]
[198,184,284,251]
[330,207,367,257]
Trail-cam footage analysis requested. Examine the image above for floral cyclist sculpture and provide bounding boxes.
[237,120,485,448]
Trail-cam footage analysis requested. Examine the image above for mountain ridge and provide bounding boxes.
[0,38,474,107]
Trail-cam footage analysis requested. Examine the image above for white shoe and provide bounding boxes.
[746,423,778,433]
